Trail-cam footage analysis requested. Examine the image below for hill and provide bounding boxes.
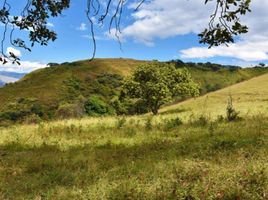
[0,58,267,123]
[0,60,267,199]
[0,86,267,199]
[161,73,268,119]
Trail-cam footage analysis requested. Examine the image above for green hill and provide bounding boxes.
[0,73,267,199]
[0,58,267,123]
[161,73,268,119]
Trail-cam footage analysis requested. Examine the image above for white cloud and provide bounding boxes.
[77,23,87,31]
[121,0,268,62]
[47,22,54,27]
[6,47,21,57]
[120,0,213,45]
[0,61,48,73]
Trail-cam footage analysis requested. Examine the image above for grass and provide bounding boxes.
[0,67,267,199]
[0,58,267,110]
[161,73,268,120]
[0,115,267,199]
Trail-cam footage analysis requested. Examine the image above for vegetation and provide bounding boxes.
[0,58,268,124]
[0,114,267,199]
[0,59,267,199]
[123,62,199,114]
[161,73,268,120]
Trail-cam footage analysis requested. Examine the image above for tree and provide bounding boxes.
[122,62,199,115]
[0,0,251,63]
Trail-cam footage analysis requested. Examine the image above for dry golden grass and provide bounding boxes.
[161,73,268,120]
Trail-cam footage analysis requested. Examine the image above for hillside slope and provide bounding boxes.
[0,58,267,120]
[0,58,143,106]
[161,73,268,118]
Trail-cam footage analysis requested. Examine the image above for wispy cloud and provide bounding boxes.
[77,23,87,31]
[120,0,268,62]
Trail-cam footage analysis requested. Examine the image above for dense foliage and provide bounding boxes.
[123,62,200,114]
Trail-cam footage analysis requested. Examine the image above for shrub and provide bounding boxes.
[84,95,115,116]
[56,102,85,119]
[22,114,42,124]
[164,117,183,130]
[226,95,240,121]
[116,117,127,129]
[145,116,153,130]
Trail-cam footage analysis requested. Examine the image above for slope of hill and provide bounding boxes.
[161,73,268,119]
[0,58,267,122]
[0,58,143,106]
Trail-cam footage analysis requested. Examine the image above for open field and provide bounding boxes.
[161,73,268,120]
[0,73,267,199]
[0,115,267,199]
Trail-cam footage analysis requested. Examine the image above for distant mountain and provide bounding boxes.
[0,71,26,79]
[0,80,5,87]
[0,71,26,87]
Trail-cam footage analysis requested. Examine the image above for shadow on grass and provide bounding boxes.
[0,128,266,199]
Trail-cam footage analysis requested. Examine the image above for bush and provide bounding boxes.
[116,117,127,129]
[56,102,85,119]
[22,114,42,124]
[164,117,183,130]
[84,95,115,116]
[0,98,44,123]
[226,95,240,121]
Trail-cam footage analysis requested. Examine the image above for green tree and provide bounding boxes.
[123,62,199,115]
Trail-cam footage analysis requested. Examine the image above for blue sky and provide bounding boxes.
[1,0,268,72]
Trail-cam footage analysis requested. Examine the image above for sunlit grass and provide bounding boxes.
[0,74,268,199]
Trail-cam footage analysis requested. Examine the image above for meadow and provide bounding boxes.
[0,73,267,199]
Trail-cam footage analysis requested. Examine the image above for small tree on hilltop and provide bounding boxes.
[122,62,200,115]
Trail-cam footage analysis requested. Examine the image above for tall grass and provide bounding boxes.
[0,114,267,199]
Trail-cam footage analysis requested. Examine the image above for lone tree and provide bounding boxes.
[0,0,251,64]
[123,62,199,115]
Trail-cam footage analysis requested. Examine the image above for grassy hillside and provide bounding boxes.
[0,73,268,199]
[0,58,143,106]
[161,73,268,119]
[0,58,267,123]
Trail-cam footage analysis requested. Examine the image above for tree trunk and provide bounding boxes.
[151,107,158,115]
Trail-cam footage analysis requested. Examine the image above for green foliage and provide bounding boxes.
[123,62,200,114]
[56,102,85,120]
[0,58,268,122]
[84,95,115,116]
[0,98,44,123]
[164,117,183,130]
[226,95,240,122]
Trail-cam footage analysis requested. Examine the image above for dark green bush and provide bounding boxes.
[84,95,115,116]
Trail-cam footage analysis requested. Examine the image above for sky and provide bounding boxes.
[0,0,268,73]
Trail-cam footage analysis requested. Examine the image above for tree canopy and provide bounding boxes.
[122,62,200,115]
[0,0,251,63]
